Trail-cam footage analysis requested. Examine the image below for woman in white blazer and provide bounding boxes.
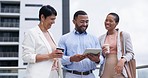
[99,13,134,78]
[22,5,63,78]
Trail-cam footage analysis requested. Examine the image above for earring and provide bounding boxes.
[41,22,43,25]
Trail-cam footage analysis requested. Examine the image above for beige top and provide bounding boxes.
[43,31,58,71]
[43,31,56,50]
[104,32,117,54]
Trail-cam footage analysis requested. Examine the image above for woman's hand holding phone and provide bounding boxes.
[48,48,64,59]
[55,48,64,58]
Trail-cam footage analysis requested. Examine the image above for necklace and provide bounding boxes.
[105,31,117,45]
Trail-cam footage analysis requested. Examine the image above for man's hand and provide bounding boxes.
[86,53,100,62]
[70,54,86,62]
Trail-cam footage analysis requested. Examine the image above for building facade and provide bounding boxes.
[0,0,63,78]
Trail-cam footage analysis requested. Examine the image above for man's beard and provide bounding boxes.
[75,25,87,34]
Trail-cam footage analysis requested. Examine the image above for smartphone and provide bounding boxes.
[56,48,64,52]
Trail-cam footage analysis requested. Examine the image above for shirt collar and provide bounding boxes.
[73,29,87,35]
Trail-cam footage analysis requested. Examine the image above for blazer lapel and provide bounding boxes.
[48,30,57,46]
[47,30,64,78]
[101,33,107,46]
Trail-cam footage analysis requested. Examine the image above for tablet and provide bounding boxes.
[83,48,102,55]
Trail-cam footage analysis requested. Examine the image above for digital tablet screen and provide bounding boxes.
[83,48,102,54]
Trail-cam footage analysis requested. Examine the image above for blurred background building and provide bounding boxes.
[0,0,64,78]
[0,0,148,78]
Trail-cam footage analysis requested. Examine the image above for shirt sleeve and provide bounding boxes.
[58,36,73,65]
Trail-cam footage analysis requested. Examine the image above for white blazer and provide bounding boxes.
[22,26,63,78]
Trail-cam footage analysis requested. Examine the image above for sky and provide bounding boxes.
[70,0,148,66]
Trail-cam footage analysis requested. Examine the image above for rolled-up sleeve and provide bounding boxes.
[22,32,36,63]
[61,56,73,65]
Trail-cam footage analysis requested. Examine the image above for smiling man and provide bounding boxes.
[58,10,103,78]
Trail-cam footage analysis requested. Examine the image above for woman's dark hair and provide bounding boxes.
[73,10,87,20]
[39,5,57,21]
[108,13,119,23]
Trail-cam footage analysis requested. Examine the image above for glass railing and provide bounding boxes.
[0,65,147,78]
[0,22,19,28]
[136,65,148,78]
[1,8,20,13]
[0,37,19,42]
[93,65,148,78]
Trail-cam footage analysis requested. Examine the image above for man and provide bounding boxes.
[58,10,103,78]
